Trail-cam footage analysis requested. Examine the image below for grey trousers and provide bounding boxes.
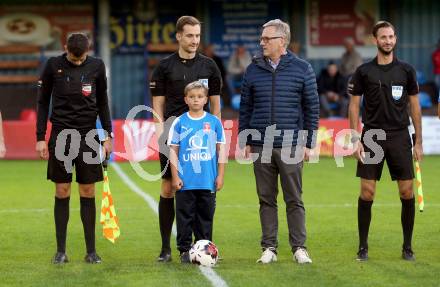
[252,145,306,251]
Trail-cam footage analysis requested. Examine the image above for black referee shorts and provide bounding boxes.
[159,147,172,179]
[47,128,103,184]
[159,123,172,179]
[356,128,414,181]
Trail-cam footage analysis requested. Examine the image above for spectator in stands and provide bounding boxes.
[0,111,5,158]
[318,61,348,118]
[227,45,252,94]
[340,37,363,78]
[432,38,440,91]
[204,44,231,106]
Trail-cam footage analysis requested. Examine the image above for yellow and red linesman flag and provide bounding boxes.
[414,161,424,212]
[412,134,424,212]
[100,164,120,243]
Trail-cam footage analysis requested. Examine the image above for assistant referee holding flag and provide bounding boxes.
[36,33,113,264]
[150,16,222,262]
[348,21,423,261]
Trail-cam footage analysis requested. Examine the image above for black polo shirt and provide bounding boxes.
[36,54,112,141]
[150,52,222,120]
[348,57,419,131]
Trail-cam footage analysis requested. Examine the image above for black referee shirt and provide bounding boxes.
[150,52,222,120]
[348,57,419,131]
[36,54,112,141]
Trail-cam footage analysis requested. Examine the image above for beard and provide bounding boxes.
[182,44,199,54]
[377,44,395,55]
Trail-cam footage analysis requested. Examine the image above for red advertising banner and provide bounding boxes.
[111,119,240,162]
[2,119,354,160]
[2,120,51,159]
[314,119,353,157]
[308,0,378,46]
[0,5,93,51]
[112,119,159,161]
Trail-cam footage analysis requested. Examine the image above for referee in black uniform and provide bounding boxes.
[348,21,423,261]
[36,33,113,264]
[150,16,222,262]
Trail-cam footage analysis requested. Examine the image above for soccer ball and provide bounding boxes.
[189,240,219,267]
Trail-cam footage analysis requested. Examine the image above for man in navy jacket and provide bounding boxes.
[239,19,319,264]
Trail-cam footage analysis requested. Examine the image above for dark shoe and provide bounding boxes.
[84,252,102,264]
[356,247,368,261]
[52,252,69,264]
[402,247,415,261]
[180,251,190,264]
[157,250,172,262]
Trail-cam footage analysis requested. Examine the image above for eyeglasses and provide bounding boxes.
[259,36,283,43]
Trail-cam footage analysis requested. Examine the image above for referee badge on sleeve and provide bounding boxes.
[199,79,209,88]
[391,85,403,100]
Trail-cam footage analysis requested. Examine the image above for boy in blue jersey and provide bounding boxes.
[168,81,226,263]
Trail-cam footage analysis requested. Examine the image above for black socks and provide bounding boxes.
[55,196,96,254]
[358,197,373,249]
[158,196,175,252]
[54,197,70,253]
[358,196,415,251]
[401,197,415,249]
[80,197,96,254]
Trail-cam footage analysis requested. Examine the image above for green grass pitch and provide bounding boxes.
[0,157,439,286]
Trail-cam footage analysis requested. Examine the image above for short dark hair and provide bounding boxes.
[184,81,208,96]
[372,21,395,38]
[176,16,201,33]
[67,33,90,57]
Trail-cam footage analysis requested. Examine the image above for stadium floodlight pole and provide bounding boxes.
[412,134,424,212]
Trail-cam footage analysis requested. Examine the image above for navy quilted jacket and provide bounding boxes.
[239,51,319,148]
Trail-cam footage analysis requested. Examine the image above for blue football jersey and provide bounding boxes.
[168,112,225,191]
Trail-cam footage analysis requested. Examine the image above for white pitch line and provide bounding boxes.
[111,163,228,287]
[199,266,228,287]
